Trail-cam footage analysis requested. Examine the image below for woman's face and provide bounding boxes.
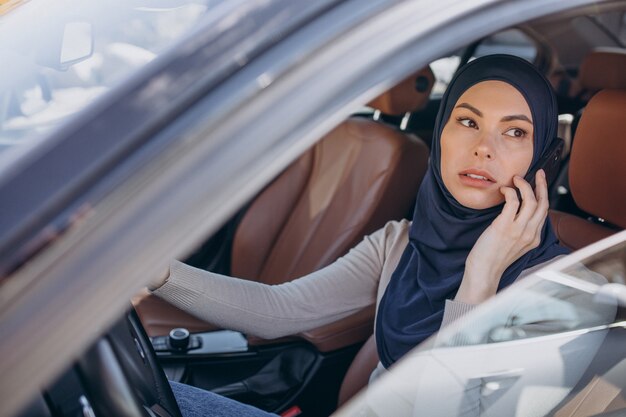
[440,80,534,209]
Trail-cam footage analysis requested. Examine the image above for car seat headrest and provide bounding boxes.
[569,89,626,229]
[367,65,435,116]
[578,48,626,93]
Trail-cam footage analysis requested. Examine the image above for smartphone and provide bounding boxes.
[516,137,564,201]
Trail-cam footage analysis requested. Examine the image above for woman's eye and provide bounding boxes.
[458,117,477,129]
[504,127,527,138]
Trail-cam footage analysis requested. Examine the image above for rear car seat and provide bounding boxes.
[135,66,435,353]
[571,48,626,102]
[550,89,626,249]
[551,48,626,212]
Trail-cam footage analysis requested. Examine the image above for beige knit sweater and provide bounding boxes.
[153,220,553,340]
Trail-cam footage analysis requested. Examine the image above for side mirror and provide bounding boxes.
[59,22,94,69]
[34,21,94,71]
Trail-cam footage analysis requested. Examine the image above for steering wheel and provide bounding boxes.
[77,307,183,417]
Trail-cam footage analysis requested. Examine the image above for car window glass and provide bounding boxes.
[472,28,537,62]
[434,274,618,348]
[429,55,461,96]
[580,12,626,45]
[563,240,626,287]
[0,0,217,166]
[429,29,537,97]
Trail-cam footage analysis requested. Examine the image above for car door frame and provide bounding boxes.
[0,1,617,416]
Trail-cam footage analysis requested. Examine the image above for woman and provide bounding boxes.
[149,54,568,416]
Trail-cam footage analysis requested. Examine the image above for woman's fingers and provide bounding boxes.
[534,169,549,207]
[468,172,551,283]
[526,170,549,224]
[512,175,537,223]
[524,170,550,246]
[499,186,520,223]
[501,172,549,250]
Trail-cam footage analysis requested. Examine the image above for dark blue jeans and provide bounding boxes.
[170,381,279,417]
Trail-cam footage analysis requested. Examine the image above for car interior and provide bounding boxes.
[132,64,435,416]
[13,6,626,417]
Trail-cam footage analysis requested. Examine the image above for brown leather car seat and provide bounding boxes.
[551,48,626,151]
[572,48,626,101]
[135,66,435,346]
[550,48,626,212]
[549,89,626,250]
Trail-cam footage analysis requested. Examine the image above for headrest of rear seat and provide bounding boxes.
[569,89,626,229]
[578,48,626,93]
[367,66,435,116]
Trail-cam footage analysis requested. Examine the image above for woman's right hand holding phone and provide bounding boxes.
[455,169,549,305]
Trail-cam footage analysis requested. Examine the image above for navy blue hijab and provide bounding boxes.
[375,55,569,368]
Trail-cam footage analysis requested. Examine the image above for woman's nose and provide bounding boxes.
[474,149,493,159]
[473,134,495,160]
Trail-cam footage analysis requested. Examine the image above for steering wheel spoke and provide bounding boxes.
[77,307,182,417]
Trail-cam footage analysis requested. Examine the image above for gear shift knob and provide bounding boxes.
[168,328,190,350]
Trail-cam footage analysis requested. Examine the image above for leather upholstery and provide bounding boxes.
[232,119,428,284]
[568,89,626,230]
[367,66,435,115]
[135,295,220,335]
[549,211,615,251]
[577,48,626,94]
[297,305,375,353]
[230,151,314,282]
[549,90,625,252]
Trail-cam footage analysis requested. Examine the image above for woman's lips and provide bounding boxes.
[458,169,496,188]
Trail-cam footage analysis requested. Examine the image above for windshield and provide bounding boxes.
[0,0,219,168]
